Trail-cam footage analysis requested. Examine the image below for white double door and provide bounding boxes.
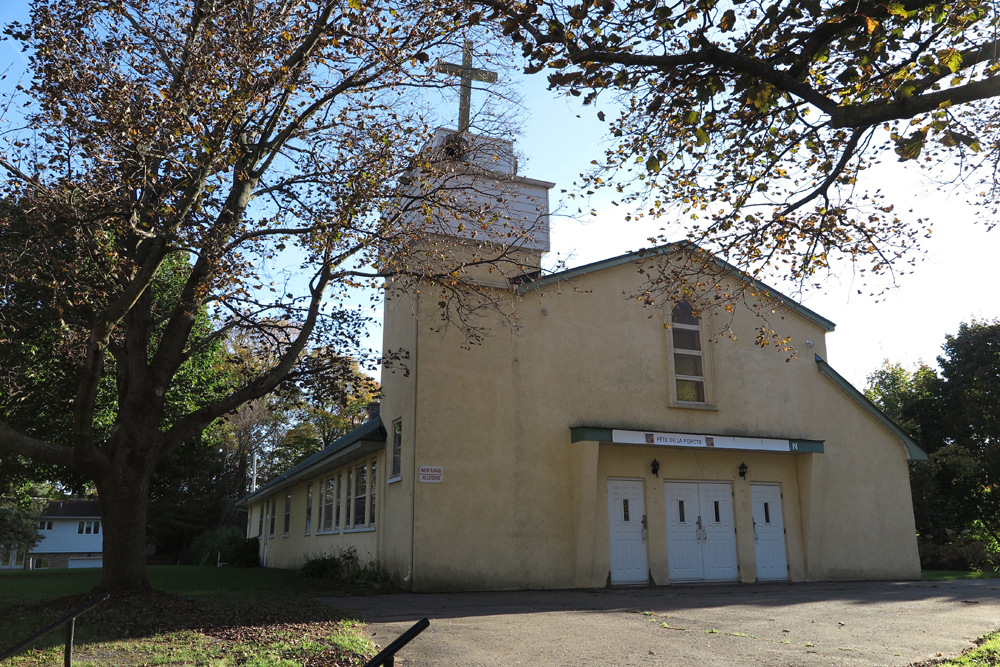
[665,482,738,582]
[751,484,788,580]
[607,479,649,584]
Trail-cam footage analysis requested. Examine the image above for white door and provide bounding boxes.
[699,483,739,581]
[751,484,788,581]
[608,479,649,584]
[665,482,739,582]
[665,482,703,580]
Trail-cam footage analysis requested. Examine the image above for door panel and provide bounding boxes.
[665,482,704,581]
[608,479,649,583]
[699,483,739,581]
[751,484,788,580]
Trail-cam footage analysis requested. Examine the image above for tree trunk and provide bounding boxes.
[96,470,152,593]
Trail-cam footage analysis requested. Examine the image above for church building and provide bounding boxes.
[240,123,925,590]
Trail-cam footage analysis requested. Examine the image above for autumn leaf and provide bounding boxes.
[719,9,736,31]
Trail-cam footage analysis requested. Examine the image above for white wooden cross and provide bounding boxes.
[436,40,498,133]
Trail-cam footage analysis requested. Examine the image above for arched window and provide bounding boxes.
[671,302,705,403]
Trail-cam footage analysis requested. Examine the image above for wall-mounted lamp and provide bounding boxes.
[738,462,748,479]
[651,459,660,477]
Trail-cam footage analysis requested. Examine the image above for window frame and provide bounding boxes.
[283,492,291,537]
[345,469,353,529]
[390,419,402,480]
[668,302,716,409]
[354,463,367,527]
[304,483,312,535]
[369,458,377,527]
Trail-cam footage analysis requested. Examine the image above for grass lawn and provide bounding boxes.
[929,632,1000,666]
[0,566,388,666]
[921,570,1000,581]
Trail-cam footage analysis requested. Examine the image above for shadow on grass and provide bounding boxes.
[921,570,1000,581]
[0,566,393,661]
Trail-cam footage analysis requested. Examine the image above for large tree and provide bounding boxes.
[0,0,527,592]
[487,0,1000,301]
[866,320,1000,545]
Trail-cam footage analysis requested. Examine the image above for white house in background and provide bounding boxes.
[0,499,104,570]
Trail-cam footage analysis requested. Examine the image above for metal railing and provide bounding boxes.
[0,593,109,666]
[362,617,430,667]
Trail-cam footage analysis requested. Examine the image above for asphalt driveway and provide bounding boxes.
[320,579,1000,666]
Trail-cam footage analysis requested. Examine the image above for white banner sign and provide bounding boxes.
[611,430,801,452]
[419,466,443,483]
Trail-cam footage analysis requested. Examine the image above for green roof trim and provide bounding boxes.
[517,241,836,332]
[814,355,927,461]
[237,416,387,506]
[571,427,614,443]
[789,439,825,453]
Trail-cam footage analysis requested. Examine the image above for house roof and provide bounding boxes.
[815,355,927,461]
[516,241,836,332]
[238,415,387,506]
[43,499,101,518]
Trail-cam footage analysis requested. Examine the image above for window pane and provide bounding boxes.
[674,353,703,377]
[392,420,402,477]
[305,484,312,534]
[324,479,334,531]
[370,459,377,526]
[672,328,701,351]
[346,470,353,528]
[671,301,699,326]
[93,522,100,535]
[335,474,341,528]
[676,379,705,402]
[283,493,291,534]
[78,521,84,535]
[355,464,367,526]
[356,465,366,497]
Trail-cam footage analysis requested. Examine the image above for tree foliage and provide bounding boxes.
[0,486,45,561]
[488,0,1000,303]
[866,320,1000,546]
[0,0,525,592]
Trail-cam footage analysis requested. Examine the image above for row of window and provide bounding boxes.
[256,457,380,539]
[78,521,101,535]
[34,520,101,535]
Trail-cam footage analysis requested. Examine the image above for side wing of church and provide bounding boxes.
[240,130,924,589]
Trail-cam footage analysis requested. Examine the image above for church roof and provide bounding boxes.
[516,241,836,332]
[238,415,386,507]
[815,355,927,460]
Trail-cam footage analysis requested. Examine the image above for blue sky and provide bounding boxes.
[1,3,996,389]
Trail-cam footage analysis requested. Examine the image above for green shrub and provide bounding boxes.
[297,547,391,589]
[919,537,999,572]
[297,554,342,580]
[188,526,256,566]
[230,537,262,568]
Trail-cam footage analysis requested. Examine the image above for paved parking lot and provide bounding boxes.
[321,579,1000,666]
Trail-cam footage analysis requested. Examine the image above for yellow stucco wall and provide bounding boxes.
[380,258,920,591]
[248,450,383,571]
